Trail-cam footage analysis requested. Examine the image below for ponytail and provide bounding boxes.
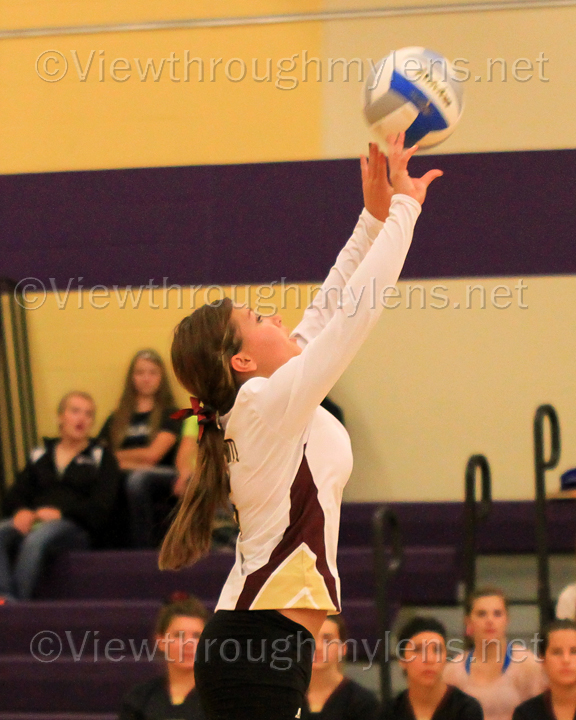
[159,299,241,570]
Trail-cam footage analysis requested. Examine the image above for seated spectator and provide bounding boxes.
[512,619,576,720]
[382,616,483,720]
[0,391,119,601]
[119,594,208,720]
[98,349,182,548]
[302,614,379,719]
[444,586,546,720]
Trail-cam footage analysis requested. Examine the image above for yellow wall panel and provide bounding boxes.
[25,275,576,501]
[321,5,576,155]
[332,275,576,501]
[3,1,322,30]
[26,284,307,437]
[1,11,323,173]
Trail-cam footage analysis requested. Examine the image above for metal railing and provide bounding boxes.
[0,278,37,504]
[2,1,575,39]
[373,505,403,706]
[463,454,493,600]
[534,404,561,632]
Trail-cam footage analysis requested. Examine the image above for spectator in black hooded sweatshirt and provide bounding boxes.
[382,616,484,720]
[0,391,120,601]
[119,595,208,720]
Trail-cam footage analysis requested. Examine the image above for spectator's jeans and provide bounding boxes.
[125,467,177,549]
[0,518,90,600]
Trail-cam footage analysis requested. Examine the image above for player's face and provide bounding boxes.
[544,630,576,688]
[59,396,95,441]
[400,631,446,688]
[157,615,205,670]
[466,595,508,645]
[132,357,163,398]
[231,306,302,378]
[312,619,345,672]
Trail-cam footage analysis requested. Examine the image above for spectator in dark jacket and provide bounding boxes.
[512,619,576,720]
[119,594,208,720]
[303,614,380,719]
[382,617,484,720]
[0,391,120,601]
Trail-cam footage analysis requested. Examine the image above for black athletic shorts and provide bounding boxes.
[194,609,315,720]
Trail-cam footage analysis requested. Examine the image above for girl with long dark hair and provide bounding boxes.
[99,349,181,547]
[159,135,442,720]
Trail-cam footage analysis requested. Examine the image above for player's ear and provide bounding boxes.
[230,352,257,375]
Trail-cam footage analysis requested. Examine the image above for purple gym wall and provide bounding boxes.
[1,148,575,289]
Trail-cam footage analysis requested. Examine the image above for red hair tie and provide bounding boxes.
[171,397,220,441]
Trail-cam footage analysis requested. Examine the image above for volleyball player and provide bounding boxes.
[158,134,442,720]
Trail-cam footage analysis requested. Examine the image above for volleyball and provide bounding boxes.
[364,47,464,150]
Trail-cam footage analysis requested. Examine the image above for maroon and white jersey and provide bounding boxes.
[216,194,421,612]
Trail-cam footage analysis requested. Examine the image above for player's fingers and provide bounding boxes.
[374,147,386,181]
[360,154,368,183]
[385,134,400,156]
[369,142,379,177]
[380,152,392,187]
[420,169,444,188]
[403,143,419,160]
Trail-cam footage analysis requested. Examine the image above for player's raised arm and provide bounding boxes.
[253,134,442,437]
[292,142,394,349]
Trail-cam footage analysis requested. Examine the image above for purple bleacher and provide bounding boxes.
[35,550,235,601]
[340,503,463,548]
[339,547,459,604]
[0,716,115,720]
[3,499,572,716]
[36,546,458,605]
[0,601,162,655]
[340,501,576,553]
[0,656,160,712]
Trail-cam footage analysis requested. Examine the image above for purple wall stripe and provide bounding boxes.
[1,149,575,289]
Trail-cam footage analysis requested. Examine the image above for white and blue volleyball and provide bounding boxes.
[364,47,464,150]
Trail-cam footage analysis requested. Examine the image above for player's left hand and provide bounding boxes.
[360,142,393,222]
[387,132,443,205]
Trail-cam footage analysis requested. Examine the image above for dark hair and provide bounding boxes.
[110,349,176,451]
[541,619,576,656]
[155,594,209,636]
[159,299,242,570]
[465,585,508,616]
[325,614,348,644]
[397,616,447,658]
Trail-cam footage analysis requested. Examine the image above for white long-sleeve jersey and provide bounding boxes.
[216,194,421,612]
